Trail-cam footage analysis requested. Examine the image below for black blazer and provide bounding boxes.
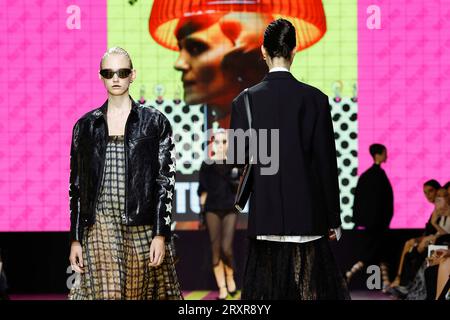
[229,71,341,237]
[352,164,394,230]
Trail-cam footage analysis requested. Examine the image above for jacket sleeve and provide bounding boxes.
[230,95,249,131]
[153,114,176,240]
[69,120,82,243]
[197,162,208,196]
[228,94,250,164]
[312,94,342,229]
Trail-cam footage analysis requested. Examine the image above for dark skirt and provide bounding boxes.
[242,237,351,300]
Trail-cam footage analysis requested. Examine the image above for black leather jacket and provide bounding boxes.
[69,98,175,244]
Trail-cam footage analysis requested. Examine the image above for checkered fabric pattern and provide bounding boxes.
[68,135,182,300]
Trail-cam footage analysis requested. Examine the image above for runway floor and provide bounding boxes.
[7,290,392,300]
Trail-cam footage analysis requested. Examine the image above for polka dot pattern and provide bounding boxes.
[141,100,205,175]
[329,97,358,229]
[140,97,358,230]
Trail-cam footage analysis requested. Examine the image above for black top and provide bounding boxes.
[424,216,437,236]
[424,215,449,236]
[197,161,241,212]
[352,163,394,230]
[229,71,341,236]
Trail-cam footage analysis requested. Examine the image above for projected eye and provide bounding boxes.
[184,39,209,56]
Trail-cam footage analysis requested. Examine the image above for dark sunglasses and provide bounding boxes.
[99,68,132,79]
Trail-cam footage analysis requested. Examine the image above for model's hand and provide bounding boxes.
[149,236,165,267]
[69,241,84,273]
[443,249,450,258]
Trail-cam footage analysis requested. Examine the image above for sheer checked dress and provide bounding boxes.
[68,135,182,300]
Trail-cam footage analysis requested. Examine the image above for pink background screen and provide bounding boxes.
[0,0,449,231]
[358,0,450,228]
[0,1,106,231]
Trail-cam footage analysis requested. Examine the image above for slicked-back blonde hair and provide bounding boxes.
[100,47,133,69]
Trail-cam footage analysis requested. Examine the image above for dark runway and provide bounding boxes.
[8,290,392,300]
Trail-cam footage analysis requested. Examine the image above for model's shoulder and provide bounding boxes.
[232,83,263,105]
[296,82,330,114]
[297,81,327,98]
[232,89,246,105]
[137,105,171,126]
[73,108,102,127]
[200,160,212,169]
[137,104,167,119]
[360,165,379,179]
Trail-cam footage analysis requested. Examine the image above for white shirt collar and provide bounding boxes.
[269,67,290,73]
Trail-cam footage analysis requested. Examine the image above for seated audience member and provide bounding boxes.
[388,180,441,289]
[444,181,450,195]
[393,187,450,299]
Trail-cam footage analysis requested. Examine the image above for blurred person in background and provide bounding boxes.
[345,144,393,291]
[198,129,242,299]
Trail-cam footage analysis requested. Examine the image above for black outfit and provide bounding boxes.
[352,163,394,265]
[69,97,175,244]
[424,215,438,236]
[400,221,450,288]
[197,162,240,217]
[403,233,450,300]
[400,250,427,287]
[353,163,393,230]
[229,72,341,237]
[0,250,8,300]
[0,269,7,300]
[197,162,241,267]
[398,216,436,286]
[229,71,349,300]
[424,264,439,300]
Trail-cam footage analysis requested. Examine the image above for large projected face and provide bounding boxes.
[173,13,269,127]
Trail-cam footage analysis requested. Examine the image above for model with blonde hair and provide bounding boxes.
[68,47,182,300]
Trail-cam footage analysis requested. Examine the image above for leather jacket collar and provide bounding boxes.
[92,95,139,122]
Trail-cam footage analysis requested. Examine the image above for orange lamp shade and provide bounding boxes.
[149,0,327,52]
